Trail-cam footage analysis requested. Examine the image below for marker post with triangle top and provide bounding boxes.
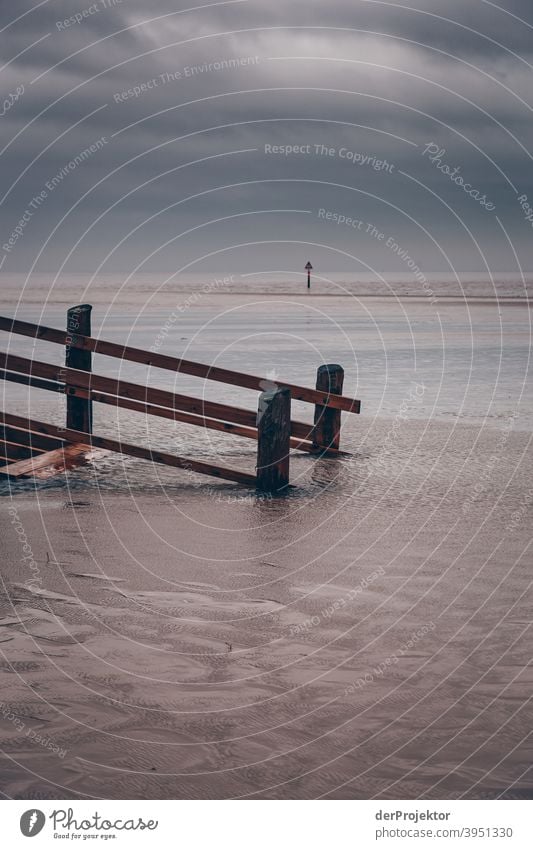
[305,261,313,289]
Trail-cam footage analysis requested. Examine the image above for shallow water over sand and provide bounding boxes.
[0,287,531,799]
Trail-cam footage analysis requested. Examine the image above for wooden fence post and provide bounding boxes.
[66,304,92,433]
[312,364,344,451]
[256,387,290,492]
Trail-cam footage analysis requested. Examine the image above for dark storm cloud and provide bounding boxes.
[1,0,533,272]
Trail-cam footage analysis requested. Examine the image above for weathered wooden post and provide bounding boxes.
[66,304,92,433]
[256,386,290,492]
[312,363,344,451]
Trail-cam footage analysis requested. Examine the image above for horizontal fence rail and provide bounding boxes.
[0,412,257,487]
[0,316,361,414]
[0,367,338,455]
[0,350,314,441]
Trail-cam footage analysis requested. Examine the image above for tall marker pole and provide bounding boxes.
[305,261,313,289]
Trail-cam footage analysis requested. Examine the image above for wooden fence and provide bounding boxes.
[0,305,361,491]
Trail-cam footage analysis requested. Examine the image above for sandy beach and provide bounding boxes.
[0,281,531,799]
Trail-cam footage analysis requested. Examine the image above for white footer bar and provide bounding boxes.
[4,799,531,848]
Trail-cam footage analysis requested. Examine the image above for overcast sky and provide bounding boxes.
[1,0,533,275]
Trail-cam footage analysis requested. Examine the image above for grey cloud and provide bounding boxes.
[1,0,532,272]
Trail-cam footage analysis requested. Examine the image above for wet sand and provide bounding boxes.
[1,416,532,800]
